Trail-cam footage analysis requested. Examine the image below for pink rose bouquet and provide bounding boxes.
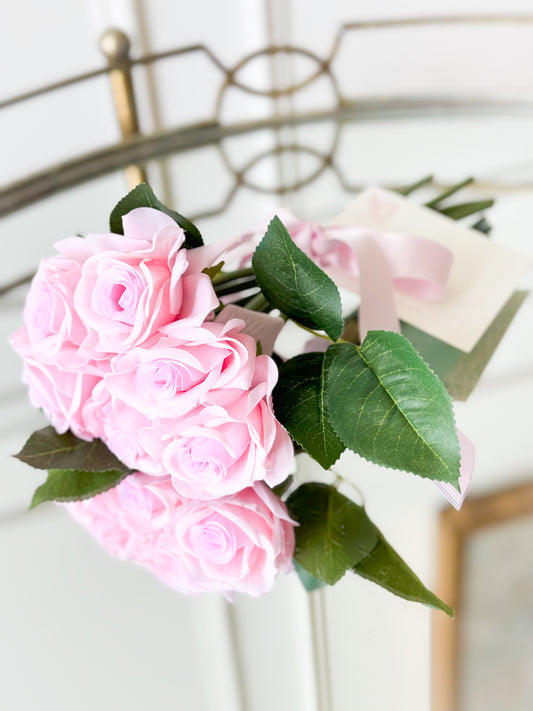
[13,182,481,615]
[68,476,294,597]
[11,187,295,597]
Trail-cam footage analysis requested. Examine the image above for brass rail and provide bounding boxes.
[0,16,532,224]
[1,98,533,219]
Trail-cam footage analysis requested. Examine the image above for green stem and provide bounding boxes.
[438,199,494,220]
[271,475,294,498]
[425,177,474,208]
[394,175,433,196]
[245,292,269,311]
[212,266,254,286]
[292,321,333,341]
[258,300,274,313]
[331,469,366,506]
[231,293,260,308]
[214,275,258,297]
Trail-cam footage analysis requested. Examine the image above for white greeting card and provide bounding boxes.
[329,187,532,352]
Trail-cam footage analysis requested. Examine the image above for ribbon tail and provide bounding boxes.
[350,233,400,341]
[435,429,475,510]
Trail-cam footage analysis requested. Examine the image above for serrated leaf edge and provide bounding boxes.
[15,428,130,474]
[252,216,343,341]
[30,469,131,509]
[325,333,461,487]
[273,354,344,470]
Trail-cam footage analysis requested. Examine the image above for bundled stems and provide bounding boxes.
[214,275,258,297]
[212,267,254,286]
[425,177,474,207]
[245,292,269,311]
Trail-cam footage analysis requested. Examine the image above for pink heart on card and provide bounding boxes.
[368,194,398,226]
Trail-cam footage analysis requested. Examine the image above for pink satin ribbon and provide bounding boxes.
[274,209,453,341]
[250,209,473,509]
[435,430,474,510]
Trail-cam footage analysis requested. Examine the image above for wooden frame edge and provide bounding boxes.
[431,480,533,711]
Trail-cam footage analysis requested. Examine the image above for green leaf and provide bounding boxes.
[393,175,433,196]
[424,177,474,207]
[289,482,452,612]
[252,216,343,341]
[202,261,225,280]
[325,332,460,486]
[294,559,325,592]
[15,427,130,474]
[271,475,293,498]
[438,199,494,221]
[353,533,453,617]
[287,483,379,585]
[273,353,345,469]
[30,468,129,508]
[109,183,203,248]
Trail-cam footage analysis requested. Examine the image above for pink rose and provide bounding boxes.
[67,473,180,559]
[22,253,87,360]
[80,319,294,497]
[235,207,357,273]
[10,248,106,440]
[82,382,167,474]
[170,484,295,596]
[84,356,294,497]
[73,207,218,354]
[162,355,294,499]
[67,477,295,597]
[10,328,101,440]
[103,318,257,419]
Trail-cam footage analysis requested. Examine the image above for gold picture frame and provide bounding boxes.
[432,481,533,711]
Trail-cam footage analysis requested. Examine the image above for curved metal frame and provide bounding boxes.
[4,15,533,110]
[1,15,533,217]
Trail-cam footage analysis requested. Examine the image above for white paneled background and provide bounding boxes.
[1,2,533,710]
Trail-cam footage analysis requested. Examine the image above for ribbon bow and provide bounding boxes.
[277,208,454,341]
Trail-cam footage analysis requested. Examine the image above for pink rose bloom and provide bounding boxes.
[11,206,223,441]
[162,355,294,500]
[10,328,101,440]
[84,354,294,496]
[82,382,168,474]
[170,484,295,596]
[103,318,257,419]
[67,476,295,597]
[20,252,87,360]
[81,319,294,497]
[236,208,356,272]
[72,207,219,354]
[67,473,180,558]
[10,247,107,439]
[21,357,100,440]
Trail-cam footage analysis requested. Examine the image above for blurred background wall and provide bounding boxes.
[1,2,533,710]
